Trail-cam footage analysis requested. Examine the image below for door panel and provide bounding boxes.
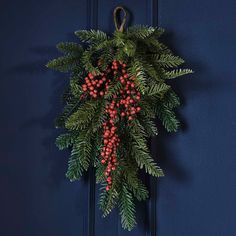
[0,1,89,236]
[158,0,236,236]
[1,0,235,236]
[89,1,158,236]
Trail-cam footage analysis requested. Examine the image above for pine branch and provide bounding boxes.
[46,55,79,72]
[132,146,164,177]
[55,133,74,150]
[119,184,137,231]
[66,130,93,181]
[165,68,193,79]
[99,184,119,217]
[123,40,136,57]
[56,42,83,55]
[65,100,101,131]
[155,54,184,68]
[104,81,122,99]
[55,97,81,129]
[70,79,82,98]
[129,121,164,177]
[127,25,156,39]
[123,163,149,201]
[161,90,181,109]
[128,59,147,94]
[156,104,180,132]
[81,48,101,75]
[137,113,158,137]
[145,37,171,54]
[66,152,84,181]
[146,83,170,96]
[75,30,108,44]
[138,100,156,118]
[96,163,106,183]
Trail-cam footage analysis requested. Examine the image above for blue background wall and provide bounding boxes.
[0,0,236,236]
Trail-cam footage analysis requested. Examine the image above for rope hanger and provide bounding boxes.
[113,6,128,32]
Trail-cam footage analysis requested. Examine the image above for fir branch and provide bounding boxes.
[66,130,93,181]
[129,121,164,177]
[119,183,137,231]
[65,100,101,131]
[66,152,84,181]
[75,30,108,44]
[154,54,184,68]
[96,163,106,183]
[165,68,193,79]
[132,145,164,177]
[146,83,170,96]
[70,79,82,98]
[55,133,74,150]
[127,25,156,39]
[99,184,119,217]
[138,100,156,118]
[81,48,100,75]
[128,59,147,94]
[123,162,149,201]
[55,97,81,129]
[161,90,181,109]
[56,42,83,55]
[123,40,136,57]
[46,55,79,72]
[137,113,158,137]
[104,81,122,99]
[156,104,180,132]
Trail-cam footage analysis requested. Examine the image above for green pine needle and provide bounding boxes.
[119,184,137,231]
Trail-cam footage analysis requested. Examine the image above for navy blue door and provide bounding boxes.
[1,0,236,236]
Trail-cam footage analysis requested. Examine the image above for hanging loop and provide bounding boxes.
[113,6,128,32]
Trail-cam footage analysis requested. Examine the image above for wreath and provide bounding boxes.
[47,6,192,231]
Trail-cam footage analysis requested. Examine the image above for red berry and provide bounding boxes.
[104,139,108,144]
[88,72,94,78]
[131,111,136,115]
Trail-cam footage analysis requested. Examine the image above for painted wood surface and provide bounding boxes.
[1,0,236,236]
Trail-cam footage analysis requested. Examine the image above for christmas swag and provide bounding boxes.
[47,7,192,231]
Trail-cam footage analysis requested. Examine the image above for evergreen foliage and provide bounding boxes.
[47,25,192,231]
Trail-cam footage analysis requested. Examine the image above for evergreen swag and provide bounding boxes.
[47,6,192,231]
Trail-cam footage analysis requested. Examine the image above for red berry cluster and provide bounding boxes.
[101,120,120,191]
[81,60,141,191]
[117,81,141,121]
[81,71,111,98]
